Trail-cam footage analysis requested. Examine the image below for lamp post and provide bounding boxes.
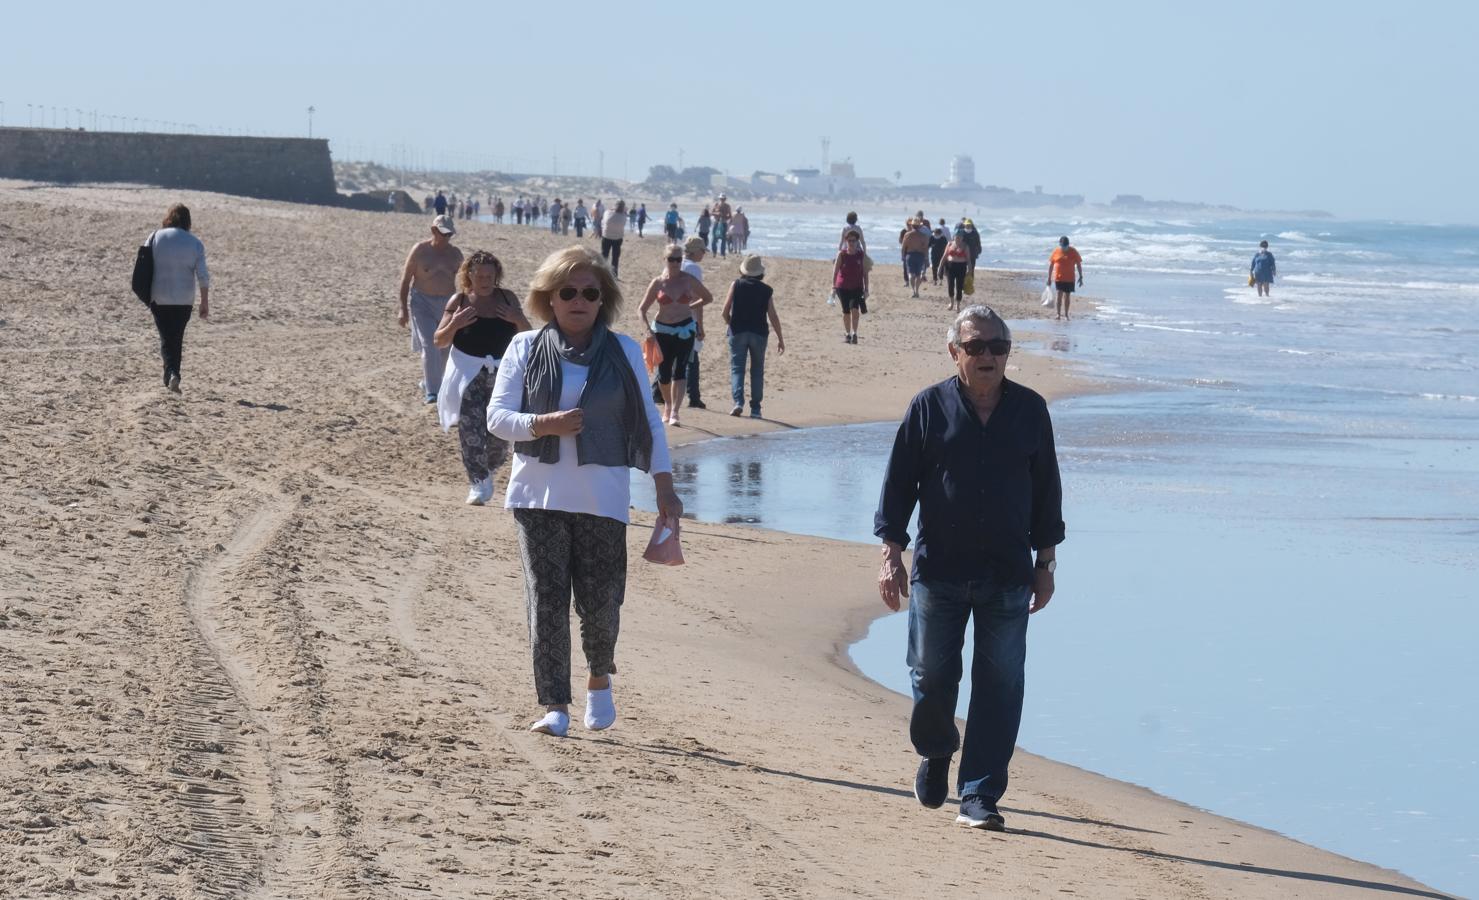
[307,105,315,138]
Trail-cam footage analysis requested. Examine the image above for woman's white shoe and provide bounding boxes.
[529,710,570,737]
[584,686,616,731]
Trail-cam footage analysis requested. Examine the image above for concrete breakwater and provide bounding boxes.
[0,128,337,204]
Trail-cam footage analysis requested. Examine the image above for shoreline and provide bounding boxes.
[0,180,1452,898]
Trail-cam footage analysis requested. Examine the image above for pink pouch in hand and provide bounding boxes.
[642,515,685,566]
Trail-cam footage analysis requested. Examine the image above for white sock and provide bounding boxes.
[584,686,616,731]
[529,710,569,737]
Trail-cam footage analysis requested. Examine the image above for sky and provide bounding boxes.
[4,0,1477,222]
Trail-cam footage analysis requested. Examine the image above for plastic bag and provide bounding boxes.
[1041,285,1055,307]
[964,272,975,295]
[642,515,685,566]
[827,290,838,306]
[642,333,662,374]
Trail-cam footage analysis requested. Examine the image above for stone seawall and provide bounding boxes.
[0,128,337,204]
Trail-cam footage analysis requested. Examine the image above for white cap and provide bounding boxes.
[433,215,456,235]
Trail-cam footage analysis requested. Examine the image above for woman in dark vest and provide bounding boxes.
[721,255,785,419]
[433,250,530,505]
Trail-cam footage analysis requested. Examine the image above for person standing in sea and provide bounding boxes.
[140,203,210,393]
[1047,236,1083,320]
[1251,240,1277,297]
[876,304,1064,833]
[398,215,464,404]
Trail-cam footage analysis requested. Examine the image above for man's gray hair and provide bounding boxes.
[947,305,1011,345]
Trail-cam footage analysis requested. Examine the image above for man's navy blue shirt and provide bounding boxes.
[874,377,1065,586]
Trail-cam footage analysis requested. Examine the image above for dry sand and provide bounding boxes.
[0,181,1453,898]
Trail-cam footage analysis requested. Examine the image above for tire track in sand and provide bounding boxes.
[181,490,378,899]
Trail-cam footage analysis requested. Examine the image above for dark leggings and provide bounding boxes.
[946,262,969,304]
[654,327,694,385]
[150,303,192,385]
[601,238,623,276]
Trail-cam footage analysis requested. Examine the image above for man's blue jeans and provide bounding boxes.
[907,577,1031,807]
[728,331,767,412]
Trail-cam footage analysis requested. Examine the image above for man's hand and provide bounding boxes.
[1030,570,1054,614]
[397,306,409,328]
[878,543,910,611]
[197,302,209,321]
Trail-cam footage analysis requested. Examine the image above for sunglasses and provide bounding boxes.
[666,256,683,263]
[557,286,602,303]
[956,338,1012,357]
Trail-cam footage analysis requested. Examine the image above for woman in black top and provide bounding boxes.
[721,255,785,419]
[433,250,531,505]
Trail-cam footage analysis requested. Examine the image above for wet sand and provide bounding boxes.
[0,181,1451,898]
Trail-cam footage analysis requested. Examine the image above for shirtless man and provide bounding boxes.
[901,219,932,298]
[398,215,464,404]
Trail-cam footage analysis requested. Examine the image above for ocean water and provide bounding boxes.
[632,212,1479,897]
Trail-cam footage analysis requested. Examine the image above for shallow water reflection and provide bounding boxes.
[632,400,1479,898]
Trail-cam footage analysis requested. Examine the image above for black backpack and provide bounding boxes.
[131,231,157,307]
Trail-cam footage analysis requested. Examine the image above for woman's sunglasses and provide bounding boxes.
[956,338,1012,357]
[666,256,683,263]
[557,286,602,303]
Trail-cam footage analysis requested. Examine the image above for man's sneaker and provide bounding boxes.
[688,399,707,410]
[914,756,951,809]
[730,405,743,417]
[750,409,762,419]
[424,392,437,405]
[956,795,1005,831]
[167,373,181,394]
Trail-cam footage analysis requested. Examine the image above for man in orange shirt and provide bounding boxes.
[1047,236,1084,320]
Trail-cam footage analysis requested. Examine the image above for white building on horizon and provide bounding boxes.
[943,154,979,190]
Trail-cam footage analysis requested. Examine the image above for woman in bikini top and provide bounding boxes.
[639,244,713,330]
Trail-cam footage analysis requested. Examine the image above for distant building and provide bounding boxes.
[943,154,980,190]
[829,161,856,179]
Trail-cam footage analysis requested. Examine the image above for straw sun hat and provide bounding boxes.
[739,255,765,277]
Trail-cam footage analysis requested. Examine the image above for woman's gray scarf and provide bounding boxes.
[515,322,654,471]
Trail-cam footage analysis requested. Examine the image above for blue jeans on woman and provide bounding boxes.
[907,576,1031,808]
[728,331,767,413]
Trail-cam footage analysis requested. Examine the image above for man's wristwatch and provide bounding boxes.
[1035,558,1056,573]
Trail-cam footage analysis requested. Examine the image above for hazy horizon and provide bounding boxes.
[4,0,1476,223]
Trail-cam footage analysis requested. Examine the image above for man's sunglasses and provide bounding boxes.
[557,286,602,303]
[666,256,683,262]
[956,338,1012,357]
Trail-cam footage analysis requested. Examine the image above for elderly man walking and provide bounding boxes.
[874,305,1065,831]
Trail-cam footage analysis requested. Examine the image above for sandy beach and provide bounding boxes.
[0,181,1453,899]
